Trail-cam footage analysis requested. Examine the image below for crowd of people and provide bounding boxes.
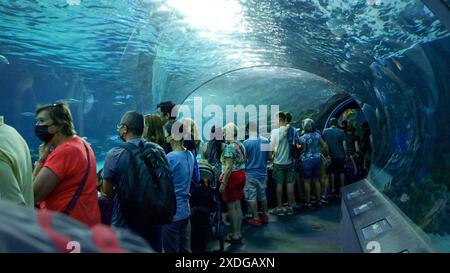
[0,101,372,252]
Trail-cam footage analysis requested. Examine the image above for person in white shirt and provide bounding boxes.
[269,112,295,216]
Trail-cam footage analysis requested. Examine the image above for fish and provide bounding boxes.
[114,94,133,100]
[83,93,95,114]
[400,193,410,203]
[392,59,403,71]
[112,101,125,106]
[59,98,81,104]
[66,0,81,6]
[108,135,119,141]
[345,51,352,59]
[20,112,35,117]
[0,54,10,65]
[367,0,381,6]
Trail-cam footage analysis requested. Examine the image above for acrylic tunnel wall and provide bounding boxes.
[1,0,450,252]
[181,36,450,251]
[363,36,450,251]
[179,66,346,135]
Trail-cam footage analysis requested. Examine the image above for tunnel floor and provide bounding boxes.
[207,204,342,253]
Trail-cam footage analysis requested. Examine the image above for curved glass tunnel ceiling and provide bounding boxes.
[0,0,448,105]
[1,0,450,252]
[181,66,343,131]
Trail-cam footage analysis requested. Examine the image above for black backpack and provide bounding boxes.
[117,141,176,229]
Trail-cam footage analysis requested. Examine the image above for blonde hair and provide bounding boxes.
[181,118,201,151]
[223,122,238,141]
[302,118,316,133]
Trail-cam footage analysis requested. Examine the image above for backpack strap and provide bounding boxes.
[118,142,142,188]
[119,141,159,187]
[62,141,91,215]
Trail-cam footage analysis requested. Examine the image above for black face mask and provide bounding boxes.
[35,125,55,143]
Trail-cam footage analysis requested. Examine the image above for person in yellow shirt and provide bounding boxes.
[0,116,34,207]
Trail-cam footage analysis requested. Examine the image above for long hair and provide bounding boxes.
[208,126,224,162]
[181,118,200,155]
[223,122,238,142]
[144,114,165,146]
[35,103,76,136]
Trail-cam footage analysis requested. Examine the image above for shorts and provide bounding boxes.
[273,163,295,185]
[222,169,246,202]
[244,176,267,202]
[328,157,345,174]
[302,157,321,180]
[294,159,302,173]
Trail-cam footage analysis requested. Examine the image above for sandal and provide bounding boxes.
[225,234,242,244]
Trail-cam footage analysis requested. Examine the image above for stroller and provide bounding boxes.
[190,160,225,252]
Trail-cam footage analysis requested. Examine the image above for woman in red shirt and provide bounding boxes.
[33,103,100,227]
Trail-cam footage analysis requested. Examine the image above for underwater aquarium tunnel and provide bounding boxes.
[0,0,450,253]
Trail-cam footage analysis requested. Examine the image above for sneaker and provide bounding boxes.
[320,196,329,205]
[269,207,286,216]
[285,207,294,216]
[259,213,269,224]
[245,212,253,219]
[247,218,262,226]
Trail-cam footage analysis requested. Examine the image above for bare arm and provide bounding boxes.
[219,157,233,193]
[33,167,60,202]
[201,143,208,160]
[268,150,273,163]
[222,157,233,185]
[320,139,329,157]
[102,179,114,198]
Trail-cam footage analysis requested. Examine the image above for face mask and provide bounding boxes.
[35,125,55,143]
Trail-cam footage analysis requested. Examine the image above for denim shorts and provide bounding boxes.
[302,157,321,180]
[244,176,267,202]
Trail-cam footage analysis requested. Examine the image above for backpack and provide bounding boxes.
[191,160,217,210]
[117,141,176,229]
[287,127,299,159]
[0,199,152,253]
[190,160,224,252]
[198,160,218,189]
